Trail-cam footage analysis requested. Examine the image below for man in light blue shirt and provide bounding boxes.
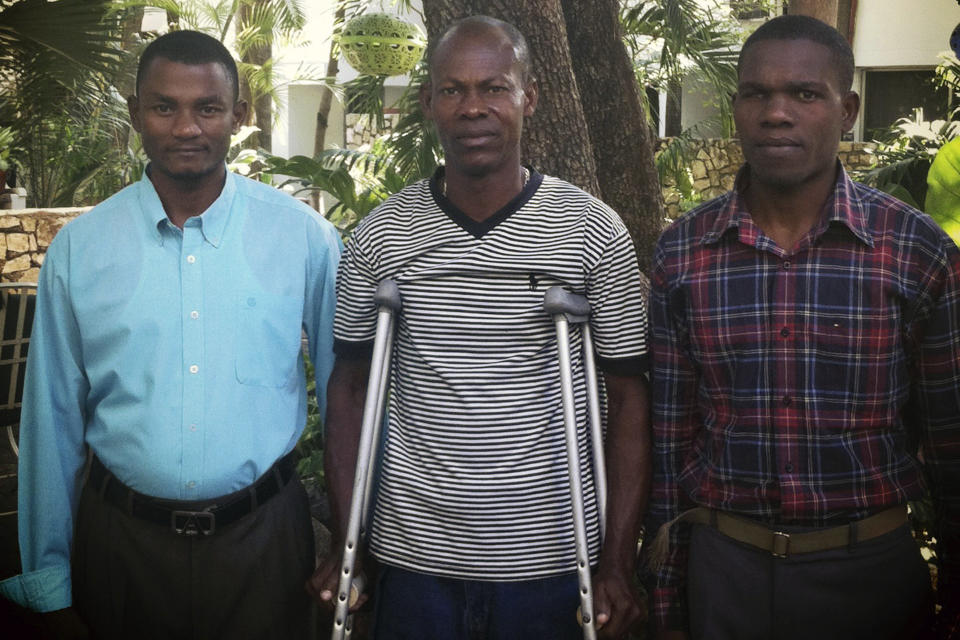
[0,31,341,639]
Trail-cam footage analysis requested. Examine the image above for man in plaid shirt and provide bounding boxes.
[647,15,959,640]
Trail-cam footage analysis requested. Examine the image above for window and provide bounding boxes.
[863,69,950,140]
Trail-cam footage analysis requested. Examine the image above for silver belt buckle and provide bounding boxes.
[771,530,790,558]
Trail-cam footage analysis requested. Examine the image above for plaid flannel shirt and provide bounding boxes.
[648,165,960,632]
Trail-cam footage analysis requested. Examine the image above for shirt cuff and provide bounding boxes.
[0,564,72,612]
[596,353,649,376]
[333,337,374,360]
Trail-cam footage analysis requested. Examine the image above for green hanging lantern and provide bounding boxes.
[339,13,427,77]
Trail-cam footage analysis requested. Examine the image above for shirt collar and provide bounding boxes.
[139,165,236,248]
[701,161,874,249]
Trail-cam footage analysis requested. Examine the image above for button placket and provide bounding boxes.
[180,223,205,498]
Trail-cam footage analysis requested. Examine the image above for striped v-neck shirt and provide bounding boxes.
[333,168,649,580]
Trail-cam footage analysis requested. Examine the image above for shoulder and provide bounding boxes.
[658,190,733,246]
[351,178,433,240]
[48,182,141,251]
[534,174,628,232]
[233,173,333,231]
[850,180,955,256]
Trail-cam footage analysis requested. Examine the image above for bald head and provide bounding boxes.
[428,15,533,83]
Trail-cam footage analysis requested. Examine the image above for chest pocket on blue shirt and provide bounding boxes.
[236,293,302,387]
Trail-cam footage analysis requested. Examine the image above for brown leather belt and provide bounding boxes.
[688,505,908,558]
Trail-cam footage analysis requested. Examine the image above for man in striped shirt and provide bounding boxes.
[648,15,960,640]
[308,15,651,639]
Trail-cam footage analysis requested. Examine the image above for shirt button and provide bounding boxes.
[785,463,794,473]
[189,423,197,432]
[186,255,196,264]
[782,395,792,406]
[189,364,199,374]
[190,310,199,319]
[186,481,196,488]
[782,261,791,270]
[780,327,790,338]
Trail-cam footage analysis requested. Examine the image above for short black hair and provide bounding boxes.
[136,30,240,101]
[428,15,533,83]
[739,14,855,92]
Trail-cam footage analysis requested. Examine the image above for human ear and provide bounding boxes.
[841,91,860,132]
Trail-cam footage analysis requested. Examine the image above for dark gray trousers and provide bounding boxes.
[72,472,315,640]
[687,521,934,640]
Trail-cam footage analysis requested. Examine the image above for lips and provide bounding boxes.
[455,131,498,147]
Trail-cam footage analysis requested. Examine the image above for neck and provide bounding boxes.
[444,163,528,223]
[743,169,837,252]
[149,165,226,229]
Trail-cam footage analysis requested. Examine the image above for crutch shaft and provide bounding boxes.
[555,315,598,640]
[545,286,605,640]
[333,280,402,640]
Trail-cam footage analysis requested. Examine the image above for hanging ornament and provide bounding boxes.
[339,13,427,77]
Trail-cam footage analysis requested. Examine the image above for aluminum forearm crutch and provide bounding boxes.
[332,280,402,640]
[544,286,606,640]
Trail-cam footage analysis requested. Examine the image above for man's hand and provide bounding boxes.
[592,563,644,639]
[38,607,90,640]
[305,553,368,612]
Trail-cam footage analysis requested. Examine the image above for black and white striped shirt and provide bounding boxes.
[334,169,649,580]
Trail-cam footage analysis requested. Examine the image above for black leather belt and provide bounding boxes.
[88,451,297,536]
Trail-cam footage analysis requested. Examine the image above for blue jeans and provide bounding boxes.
[372,564,582,640]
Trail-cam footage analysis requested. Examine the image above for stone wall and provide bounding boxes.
[0,209,88,283]
[0,139,879,280]
[658,139,877,219]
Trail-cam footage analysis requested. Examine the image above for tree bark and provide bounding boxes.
[561,0,665,273]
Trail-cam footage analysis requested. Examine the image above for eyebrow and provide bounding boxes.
[738,79,832,95]
[144,93,227,105]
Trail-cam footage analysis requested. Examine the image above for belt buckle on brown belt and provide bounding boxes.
[172,509,216,536]
[771,530,790,558]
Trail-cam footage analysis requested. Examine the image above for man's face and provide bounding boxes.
[733,39,859,193]
[128,58,245,182]
[420,29,537,178]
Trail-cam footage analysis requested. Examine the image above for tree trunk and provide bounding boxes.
[315,6,344,155]
[421,0,664,274]
[788,0,838,26]
[561,0,665,273]
[239,1,272,152]
[422,0,599,194]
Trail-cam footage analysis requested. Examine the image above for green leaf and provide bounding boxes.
[926,137,960,244]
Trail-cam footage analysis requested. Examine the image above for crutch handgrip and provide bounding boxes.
[544,286,590,323]
[373,279,402,311]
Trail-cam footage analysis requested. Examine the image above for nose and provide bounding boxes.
[760,93,793,127]
[457,89,488,119]
[172,111,202,138]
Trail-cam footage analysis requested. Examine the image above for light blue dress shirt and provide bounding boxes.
[0,169,342,612]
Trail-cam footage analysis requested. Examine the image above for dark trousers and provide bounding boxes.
[687,521,934,640]
[72,472,316,640]
[371,564,582,640]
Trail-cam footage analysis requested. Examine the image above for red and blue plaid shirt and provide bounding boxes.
[648,165,960,632]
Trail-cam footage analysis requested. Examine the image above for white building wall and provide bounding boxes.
[853,0,958,68]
